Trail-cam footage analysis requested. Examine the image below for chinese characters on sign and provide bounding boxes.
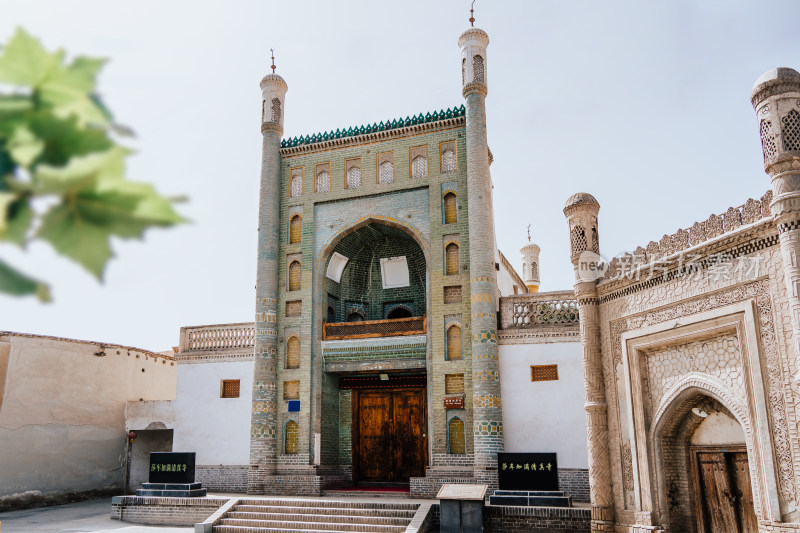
[497,453,559,491]
[148,452,196,484]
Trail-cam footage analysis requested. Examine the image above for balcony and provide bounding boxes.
[179,323,255,353]
[322,315,426,340]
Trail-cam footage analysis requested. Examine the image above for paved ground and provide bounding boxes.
[0,498,191,533]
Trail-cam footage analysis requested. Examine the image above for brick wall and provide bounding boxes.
[558,468,590,502]
[195,465,248,493]
[111,496,225,526]
[484,505,590,532]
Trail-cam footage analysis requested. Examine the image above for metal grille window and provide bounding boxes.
[444,193,457,224]
[284,420,299,454]
[286,336,300,369]
[445,373,464,394]
[447,325,462,360]
[445,243,459,275]
[288,261,301,291]
[290,169,302,197]
[221,379,240,398]
[284,380,300,400]
[316,163,331,193]
[531,364,559,382]
[449,417,466,454]
[411,155,427,178]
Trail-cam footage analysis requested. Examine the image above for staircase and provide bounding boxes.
[211,498,420,533]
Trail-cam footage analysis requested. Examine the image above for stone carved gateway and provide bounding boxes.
[609,284,792,528]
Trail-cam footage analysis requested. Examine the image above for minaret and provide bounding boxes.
[563,193,614,529]
[520,229,541,293]
[751,68,800,382]
[459,19,503,485]
[249,55,288,493]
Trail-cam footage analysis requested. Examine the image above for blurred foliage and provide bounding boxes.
[0,28,185,302]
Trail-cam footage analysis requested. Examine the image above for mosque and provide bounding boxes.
[3,12,800,533]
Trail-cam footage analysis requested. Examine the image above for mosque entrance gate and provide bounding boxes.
[351,386,427,483]
[690,446,757,533]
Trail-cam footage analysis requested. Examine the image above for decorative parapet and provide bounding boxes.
[603,191,774,281]
[179,323,255,353]
[499,291,579,330]
[281,106,465,149]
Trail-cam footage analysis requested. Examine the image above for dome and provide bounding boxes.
[564,192,600,210]
[520,243,540,254]
[259,73,288,91]
[750,67,800,105]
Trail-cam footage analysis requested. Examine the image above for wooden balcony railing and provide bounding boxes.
[323,315,426,340]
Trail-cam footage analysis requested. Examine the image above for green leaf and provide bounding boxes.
[28,112,112,167]
[0,95,34,117]
[0,191,15,229]
[33,149,109,194]
[1,197,33,245]
[0,27,61,87]
[0,258,51,301]
[7,124,44,167]
[38,201,113,279]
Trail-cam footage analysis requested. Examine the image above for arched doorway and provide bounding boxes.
[657,392,757,532]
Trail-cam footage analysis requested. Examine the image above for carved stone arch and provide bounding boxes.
[648,374,763,528]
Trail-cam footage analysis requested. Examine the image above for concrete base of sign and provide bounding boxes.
[135,482,207,497]
[441,499,483,533]
[489,490,571,507]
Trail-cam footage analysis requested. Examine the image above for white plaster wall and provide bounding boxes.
[690,411,746,445]
[498,340,588,468]
[0,334,176,504]
[172,360,253,465]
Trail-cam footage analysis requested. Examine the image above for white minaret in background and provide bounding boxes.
[520,225,540,293]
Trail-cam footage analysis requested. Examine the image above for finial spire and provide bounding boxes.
[469,0,475,26]
[527,223,531,242]
[270,48,276,73]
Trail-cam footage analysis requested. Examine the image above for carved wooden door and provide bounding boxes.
[695,450,757,533]
[354,388,426,482]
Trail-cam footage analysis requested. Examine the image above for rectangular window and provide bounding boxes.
[345,158,362,189]
[444,285,462,304]
[445,373,465,394]
[440,141,457,174]
[531,364,559,382]
[289,167,304,198]
[315,162,331,193]
[221,379,240,398]
[284,380,300,400]
[376,152,394,184]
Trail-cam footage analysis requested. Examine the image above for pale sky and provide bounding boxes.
[2,1,799,351]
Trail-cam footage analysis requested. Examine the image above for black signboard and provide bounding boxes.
[148,452,196,484]
[498,453,558,491]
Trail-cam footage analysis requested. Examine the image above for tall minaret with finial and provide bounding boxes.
[520,226,541,293]
[249,50,288,493]
[459,4,503,487]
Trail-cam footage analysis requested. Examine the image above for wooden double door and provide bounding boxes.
[352,387,427,483]
[692,447,757,533]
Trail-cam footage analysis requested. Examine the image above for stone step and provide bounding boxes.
[135,488,207,497]
[493,490,565,497]
[213,527,354,533]
[223,512,410,526]
[323,490,409,499]
[141,482,203,491]
[236,500,417,511]
[227,507,416,519]
[214,518,407,532]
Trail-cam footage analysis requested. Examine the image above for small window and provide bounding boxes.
[288,261,301,291]
[289,214,302,244]
[285,420,299,454]
[447,325,462,361]
[285,300,302,317]
[270,98,281,122]
[441,142,457,174]
[346,158,361,189]
[221,379,240,398]
[531,364,559,382]
[410,146,428,178]
[286,336,300,369]
[445,243,459,275]
[443,193,457,224]
[472,55,484,83]
[316,163,331,193]
[347,311,365,322]
[290,168,303,197]
[377,152,394,184]
[387,307,412,319]
[448,417,466,454]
